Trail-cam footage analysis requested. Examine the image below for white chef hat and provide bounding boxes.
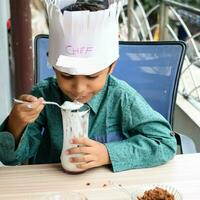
[45,0,123,75]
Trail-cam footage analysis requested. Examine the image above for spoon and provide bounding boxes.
[13,98,83,110]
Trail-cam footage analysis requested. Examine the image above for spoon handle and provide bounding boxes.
[13,98,62,109]
[44,101,58,105]
[13,98,33,109]
[13,98,25,104]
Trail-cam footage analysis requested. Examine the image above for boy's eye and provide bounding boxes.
[87,75,99,79]
[60,73,100,80]
[61,74,73,79]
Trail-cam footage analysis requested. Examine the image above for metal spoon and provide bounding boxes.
[13,98,65,110]
[13,98,83,111]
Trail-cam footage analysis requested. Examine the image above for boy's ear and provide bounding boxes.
[108,61,116,74]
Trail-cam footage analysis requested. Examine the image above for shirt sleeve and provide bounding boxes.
[0,87,46,165]
[0,118,18,165]
[105,91,177,172]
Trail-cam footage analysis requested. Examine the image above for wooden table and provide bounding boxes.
[0,153,200,199]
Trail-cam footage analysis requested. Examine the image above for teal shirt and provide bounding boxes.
[0,75,176,172]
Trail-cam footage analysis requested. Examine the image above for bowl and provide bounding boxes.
[130,184,183,200]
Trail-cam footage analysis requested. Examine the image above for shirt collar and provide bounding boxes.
[87,77,109,114]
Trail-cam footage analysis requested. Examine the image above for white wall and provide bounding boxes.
[0,0,11,124]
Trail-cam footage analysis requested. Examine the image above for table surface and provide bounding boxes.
[0,153,200,200]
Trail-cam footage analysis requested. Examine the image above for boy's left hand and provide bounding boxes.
[66,137,111,170]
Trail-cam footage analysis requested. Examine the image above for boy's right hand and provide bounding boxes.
[6,95,45,143]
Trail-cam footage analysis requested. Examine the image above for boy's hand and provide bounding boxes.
[66,137,111,170]
[6,95,44,142]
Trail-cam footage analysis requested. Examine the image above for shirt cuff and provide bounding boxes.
[0,118,19,165]
[0,131,17,165]
[105,142,134,172]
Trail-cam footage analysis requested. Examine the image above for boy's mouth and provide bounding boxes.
[74,96,85,101]
[71,94,92,103]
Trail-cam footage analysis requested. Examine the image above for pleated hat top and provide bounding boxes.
[45,0,123,75]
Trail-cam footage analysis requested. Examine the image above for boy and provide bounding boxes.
[0,1,176,172]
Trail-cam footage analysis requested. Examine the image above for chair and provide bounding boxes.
[34,34,196,154]
[34,34,54,82]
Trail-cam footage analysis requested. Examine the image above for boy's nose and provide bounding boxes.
[72,82,87,96]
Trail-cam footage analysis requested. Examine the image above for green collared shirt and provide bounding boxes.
[0,75,176,172]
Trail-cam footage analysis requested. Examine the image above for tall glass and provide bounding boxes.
[60,104,90,173]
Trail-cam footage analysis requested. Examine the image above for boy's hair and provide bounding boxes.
[61,1,108,13]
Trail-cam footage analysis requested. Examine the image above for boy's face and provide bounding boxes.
[54,63,115,103]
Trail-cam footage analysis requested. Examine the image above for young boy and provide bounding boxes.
[0,1,176,172]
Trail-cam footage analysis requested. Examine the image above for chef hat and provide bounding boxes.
[45,0,123,75]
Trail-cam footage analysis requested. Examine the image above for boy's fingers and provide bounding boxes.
[23,104,33,109]
[66,146,91,155]
[30,100,44,109]
[20,100,44,112]
[15,102,32,110]
[71,137,96,146]
[76,161,96,170]
[19,95,38,102]
[70,155,94,163]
